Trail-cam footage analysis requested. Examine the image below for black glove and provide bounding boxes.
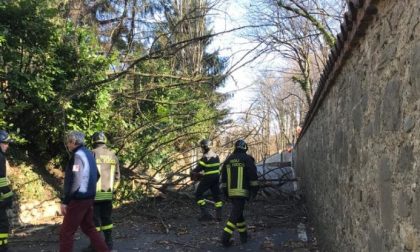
[190,171,195,180]
[190,171,201,181]
[0,197,13,209]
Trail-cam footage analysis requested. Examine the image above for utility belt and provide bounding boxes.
[95,189,113,201]
[227,188,249,197]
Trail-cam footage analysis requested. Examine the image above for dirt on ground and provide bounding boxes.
[9,194,319,252]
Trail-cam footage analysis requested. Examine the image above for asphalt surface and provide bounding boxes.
[9,195,318,252]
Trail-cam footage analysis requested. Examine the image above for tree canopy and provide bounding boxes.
[0,0,227,189]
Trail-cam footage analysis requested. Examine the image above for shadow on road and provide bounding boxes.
[9,194,318,251]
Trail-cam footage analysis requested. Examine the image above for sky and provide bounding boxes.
[208,0,261,115]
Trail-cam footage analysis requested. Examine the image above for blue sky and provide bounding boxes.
[208,0,260,115]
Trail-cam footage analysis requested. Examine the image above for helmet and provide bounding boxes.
[92,131,107,144]
[234,139,248,151]
[199,139,211,149]
[0,130,12,143]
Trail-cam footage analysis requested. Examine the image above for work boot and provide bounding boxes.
[104,229,113,250]
[198,206,213,221]
[215,207,222,221]
[221,231,233,247]
[239,231,248,243]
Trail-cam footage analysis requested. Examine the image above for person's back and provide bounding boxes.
[0,130,13,251]
[60,131,110,252]
[220,140,259,247]
[191,139,223,221]
[92,144,119,200]
[66,145,98,201]
[222,151,258,199]
[85,132,120,251]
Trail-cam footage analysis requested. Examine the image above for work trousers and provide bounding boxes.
[93,201,113,231]
[195,175,222,208]
[59,199,110,252]
[0,207,9,252]
[223,198,247,236]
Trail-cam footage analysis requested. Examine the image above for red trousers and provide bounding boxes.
[59,199,110,252]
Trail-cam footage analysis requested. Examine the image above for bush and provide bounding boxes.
[8,164,56,202]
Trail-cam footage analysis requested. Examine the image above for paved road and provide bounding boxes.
[9,197,317,251]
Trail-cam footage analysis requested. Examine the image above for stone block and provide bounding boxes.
[352,103,363,131]
[373,105,381,133]
[409,43,420,104]
[399,223,418,251]
[378,158,394,231]
[376,42,397,70]
[368,228,386,252]
[414,188,420,230]
[381,78,401,131]
[403,116,415,133]
[397,144,415,171]
[397,191,411,218]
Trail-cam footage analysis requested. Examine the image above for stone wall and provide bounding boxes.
[296,0,419,251]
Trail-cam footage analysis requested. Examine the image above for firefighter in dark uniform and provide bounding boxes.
[0,131,13,252]
[190,139,223,221]
[220,139,259,247]
[85,132,120,251]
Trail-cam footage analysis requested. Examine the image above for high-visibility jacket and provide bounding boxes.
[220,151,259,198]
[92,144,120,201]
[0,151,13,204]
[192,150,221,176]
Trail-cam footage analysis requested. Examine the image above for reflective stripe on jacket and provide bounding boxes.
[0,151,13,201]
[220,151,259,198]
[192,150,221,176]
[93,144,120,201]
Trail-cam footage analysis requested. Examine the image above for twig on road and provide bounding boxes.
[156,239,199,249]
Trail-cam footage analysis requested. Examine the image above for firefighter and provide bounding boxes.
[0,130,13,252]
[220,139,259,247]
[190,139,223,221]
[84,132,120,251]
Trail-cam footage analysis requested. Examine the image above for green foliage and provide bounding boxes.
[9,165,56,201]
[113,178,146,206]
[0,0,113,160]
[1,0,228,202]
